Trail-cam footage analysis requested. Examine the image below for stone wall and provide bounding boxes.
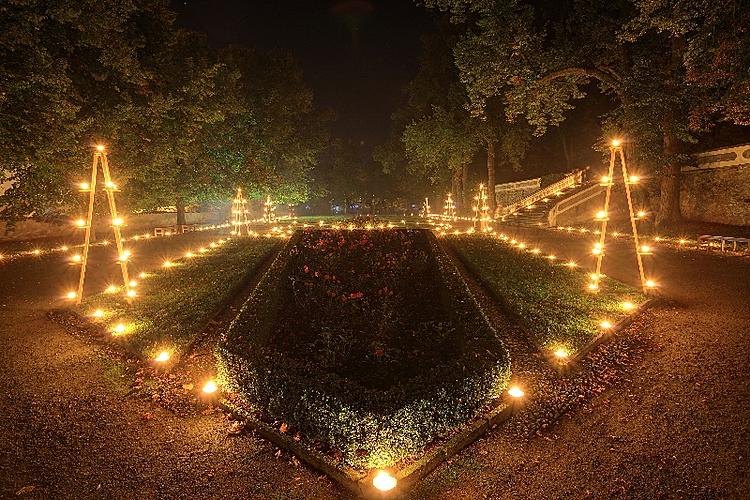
[681,164,750,226]
[0,211,227,242]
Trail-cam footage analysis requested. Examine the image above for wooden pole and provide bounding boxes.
[75,152,99,305]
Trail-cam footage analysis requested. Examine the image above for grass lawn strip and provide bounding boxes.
[445,234,646,356]
[80,237,280,360]
[217,229,511,470]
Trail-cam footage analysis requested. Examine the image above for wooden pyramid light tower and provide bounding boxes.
[443,192,456,220]
[73,145,131,305]
[473,183,492,232]
[589,139,656,294]
[231,187,250,236]
[421,197,431,218]
[263,195,276,223]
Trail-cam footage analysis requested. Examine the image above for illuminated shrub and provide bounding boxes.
[217,229,510,469]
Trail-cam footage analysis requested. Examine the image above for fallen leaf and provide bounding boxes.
[15,485,36,495]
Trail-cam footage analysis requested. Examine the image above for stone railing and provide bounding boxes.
[683,143,750,172]
[499,170,584,217]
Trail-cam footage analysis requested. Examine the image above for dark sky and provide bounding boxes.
[171,0,435,145]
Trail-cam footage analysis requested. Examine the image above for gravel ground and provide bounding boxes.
[1,226,749,499]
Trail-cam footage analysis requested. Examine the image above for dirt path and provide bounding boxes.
[0,231,343,499]
[1,226,749,499]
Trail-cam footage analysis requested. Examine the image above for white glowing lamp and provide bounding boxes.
[202,380,218,394]
[508,386,525,398]
[154,351,170,362]
[65,291,77,300]
[372,471,397,492]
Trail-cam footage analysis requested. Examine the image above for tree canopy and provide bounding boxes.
[0,0,329,223]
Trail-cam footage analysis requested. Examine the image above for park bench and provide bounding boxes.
[698,234,750,253]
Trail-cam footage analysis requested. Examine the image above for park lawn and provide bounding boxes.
[445,234,646,356]
[80,236,280,360]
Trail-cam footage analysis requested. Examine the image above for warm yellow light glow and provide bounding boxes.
[105,285,117,293]
[600,320,613,329]
[565,261,577,267]
[637,210,646,218]
[611,139,621,147]
[553,349,569,359]
[621,301,635,311]
[202,380,218,394]
[139,272,148,279]
[588,282,599,291]
[91,309,105,318]
[595,210,607,219]
[185,251,194,258]
[645,279,656,288]
[640,244,651,253]
[155,351,170,362]
[96,144,105,152]
[126,289,137,298]
[60,245,69,251]
[162,260,174,268]
[79,182,90,190]
[65,291,77,299]
[508,386,525,398]
[112,217,124,226]
[678,238,687,245]
[33,249,41,255]
[600,175,610,184]
[72,254,82,263]
[629,175,640,183]
[372,471,397,492]
[112,323,127,335]
[75,218,86,227]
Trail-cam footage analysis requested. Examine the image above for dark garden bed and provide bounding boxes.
[445,234,647,357]
[217,228,511,470]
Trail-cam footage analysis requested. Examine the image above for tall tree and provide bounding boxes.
[0,0,175,220]
[425,0,750,226]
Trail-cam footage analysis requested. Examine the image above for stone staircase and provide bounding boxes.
[499,171,595,227]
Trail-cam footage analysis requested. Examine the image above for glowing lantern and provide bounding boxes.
[372,471,397,492]
[154,351,170,362]
[508,386,525,398]
[202,380,218,394]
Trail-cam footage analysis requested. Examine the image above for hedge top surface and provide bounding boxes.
[217,228,511,468]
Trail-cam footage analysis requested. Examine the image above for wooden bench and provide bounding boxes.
[698,234,750,252]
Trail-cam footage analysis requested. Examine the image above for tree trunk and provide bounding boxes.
[461,163,469,212]
[656,36,686,228]
[486,141,496,214]
[559,128,571,170]
[176,195,186,232]
[451,169,461,212]
[656,125,683,227]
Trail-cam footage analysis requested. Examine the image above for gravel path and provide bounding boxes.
[1,226,749,499]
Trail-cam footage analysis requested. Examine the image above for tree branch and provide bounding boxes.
[536,67,623,95]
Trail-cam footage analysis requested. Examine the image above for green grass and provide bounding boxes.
[446,234,646,355]
[80,237,280,360]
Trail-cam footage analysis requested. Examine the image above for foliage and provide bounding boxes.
[81,237,279,359]
[423,0,750,225]
[0,0,176,219]
[217,229,510,469]
[447,235,645,353]
[0,1,330,222]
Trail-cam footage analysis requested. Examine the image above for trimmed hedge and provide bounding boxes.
[81,237,280,359]
[217,229,511,470]
[446,235,645,353]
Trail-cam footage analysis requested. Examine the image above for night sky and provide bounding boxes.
[172,0,435,145]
